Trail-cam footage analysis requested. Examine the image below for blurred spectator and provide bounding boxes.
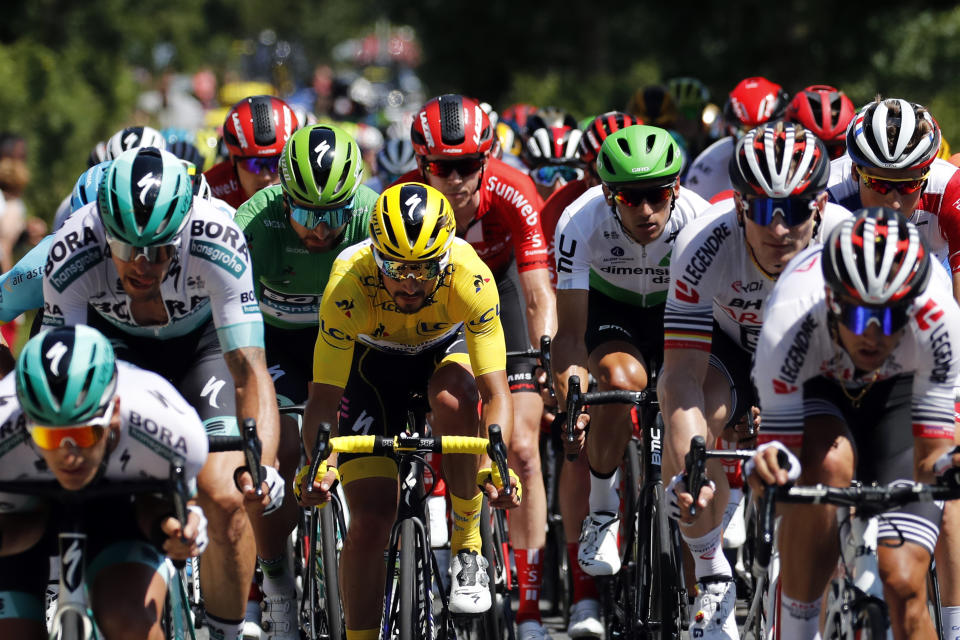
[0,134,29,272]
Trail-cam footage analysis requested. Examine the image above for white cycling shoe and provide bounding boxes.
[449,550,491,614]
[517,619,552,639]
[567,598,603,638]
[690,575,740,640]
[577,511,621,576]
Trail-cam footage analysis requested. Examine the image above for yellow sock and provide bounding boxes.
[346,628,379,640]
[449,491,483,554]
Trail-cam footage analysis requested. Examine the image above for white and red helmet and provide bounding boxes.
[410,94,494,157]
[222,95,298,157]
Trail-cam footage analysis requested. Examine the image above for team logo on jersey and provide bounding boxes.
[674,280,700,304]
[335,298,355,317]
[371,323,389,339]
[915,299,945,331]
[467,304,500,334]
[320,318,351,349]
[611,246,625,257]
[189,240,247,279]
[473,274,490,292]
[772,379,798,394]
[47,245,103,293]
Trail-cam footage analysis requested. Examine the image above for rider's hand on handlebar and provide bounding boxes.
[478,467,522,509]
[745,441,801,495]
[666,472,715,527]
[161,504,209,560]
[238,465,285,515]
[536,366,555,408]
[558,411,589,457]
[294,462,340,507]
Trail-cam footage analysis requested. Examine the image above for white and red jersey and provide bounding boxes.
[663,201,851,354]
[754,245,960,447]
[204,160,249,210]
[396,157,550,278]
[682,137,735,201]
[827,156,960,270]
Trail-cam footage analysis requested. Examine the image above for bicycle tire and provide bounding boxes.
[633,481,682,639]
[478,499,507,640]
[319,503,346,640]
[655,483,684,640]
[853,599,887,639]
[162,567,198,640]
[398,518,425,640]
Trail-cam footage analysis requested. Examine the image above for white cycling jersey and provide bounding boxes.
[41,198,263,352]
[664,200,852,354]
[827,155,960,268]
[754,245,960,447]
[682,136,735,201]
[0,361,208,512]
[554,184,710,306]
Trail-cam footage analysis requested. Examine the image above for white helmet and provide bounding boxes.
[105,126,167,160]
[845,99,941,171]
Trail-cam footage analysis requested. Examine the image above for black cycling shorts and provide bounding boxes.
[803,374,941,556]
[88,311,239,436]
[584,289,665,369]
[496,261,539,394]
[264,323,317,407]
[707,322,756,430]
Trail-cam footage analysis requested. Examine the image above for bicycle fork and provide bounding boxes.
[50,532,95,640]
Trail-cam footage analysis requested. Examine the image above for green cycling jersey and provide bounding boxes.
[234,183,378,329]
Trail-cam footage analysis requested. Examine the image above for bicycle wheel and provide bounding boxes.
[302,503,345,640]
[478,499,508,640]
[398,518,432,640]
[634,481,682,639]
[162,565,198,640]
[319,503,346,640]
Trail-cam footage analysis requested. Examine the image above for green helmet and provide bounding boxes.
[280,124,364,206]
[596,125,683,185]
[98,147,192,246]
[16,326,118,426]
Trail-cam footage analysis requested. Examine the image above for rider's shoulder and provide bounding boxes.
[689,136,735,169]
[234,184,284,228]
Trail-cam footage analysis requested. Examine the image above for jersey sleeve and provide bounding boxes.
[41,210,101,329]
[911,295,960,440]
[554,207,592,291]
[937,170,960,273]
[451,254,507,376]
[311,264,365,388]
[501,174,550,273]
[663,217,728,352]
[188,209,265,352]
[0,234,51,322]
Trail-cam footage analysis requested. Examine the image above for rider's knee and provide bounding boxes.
[198,488,248,542]
[508,437,541,479]
[879,546,929,613]
[96,609,162,640]
[799,437,854,486]
[430,367,479,421]
[595,358,647,392]
[346,507,395,549]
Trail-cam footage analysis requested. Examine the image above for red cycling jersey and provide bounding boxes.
[204,160,249,210]
[540,179,589,287]
[395,157,550,278]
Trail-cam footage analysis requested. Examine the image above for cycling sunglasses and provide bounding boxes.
[29,400,115,450]
[828,295,911,336]
[374,250,443,281]
[287,196,354,229]
[236,155,281,176]
[610,184,674,207]
[531,164,584,187]
[741,197,816,227]
[422,157,485,178]
[855,166,930,196]
[106,234,179,264]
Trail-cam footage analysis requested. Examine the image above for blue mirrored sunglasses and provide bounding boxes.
[743,197,816,227]
[287,196,354,229]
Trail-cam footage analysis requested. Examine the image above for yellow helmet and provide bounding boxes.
[369,182,456,261]
[938,136,952,160]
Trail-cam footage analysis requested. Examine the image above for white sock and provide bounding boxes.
[943,605,960,640]
[722,487,743,531]
[778,592,821,640]
[681,525,730,579]
[258,554,296,598]
[205,612,244,640]
[588,467,620,515]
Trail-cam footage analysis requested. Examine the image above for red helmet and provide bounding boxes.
[578,111,641,165]
[501,103,538,130]
[222,95,299,157]
[786,85,855,155]
[723,77,789,136]
[411,94,494,157]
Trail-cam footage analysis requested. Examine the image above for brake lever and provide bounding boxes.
[565,374,582,461]
[242,418,263,497]
[487,424,512,497]
[307,422,333,494]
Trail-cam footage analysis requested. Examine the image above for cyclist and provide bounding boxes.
[552,124,709,635]
[684,77,789,201]
[204,95,299,209]
[396,93,556,639]
[0,325,210,640]
[364,137,416,193]
[298,182,521,639]
[749,207,960,640]
[660,122,850,639]
[667,77,713,161]
[104,125,167,160]
[827,98,960,297]
[522,108,584,202]
[41,147,285,640]
[233,122,375,637]
[784,84,856,160]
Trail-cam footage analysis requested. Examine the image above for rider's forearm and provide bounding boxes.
[520,268,557,348]
[659,368,709,473]
[226,346,280,468]
[302,382,342,463]
[915,437,953,484]
[0,510,46,557]
[552,329,589,406]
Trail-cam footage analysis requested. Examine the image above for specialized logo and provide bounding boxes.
[201,376,226,409]
[190,239,247,279]
[62,537,84,593]
[404,193,422,222]
[137,171,162,205]
[45,341,68,376]
[314,139,331,167]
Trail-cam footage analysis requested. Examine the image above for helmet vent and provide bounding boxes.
[439,95,465,145]
[617,137,632,155]
[251,97,278,147]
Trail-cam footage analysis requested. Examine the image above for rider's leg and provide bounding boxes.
[933,414,960,635]
[91,561,169,640]
[777,414,854,640]
[879,543,937,640]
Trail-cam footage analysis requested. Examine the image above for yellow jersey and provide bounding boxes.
[313,238,506,387]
